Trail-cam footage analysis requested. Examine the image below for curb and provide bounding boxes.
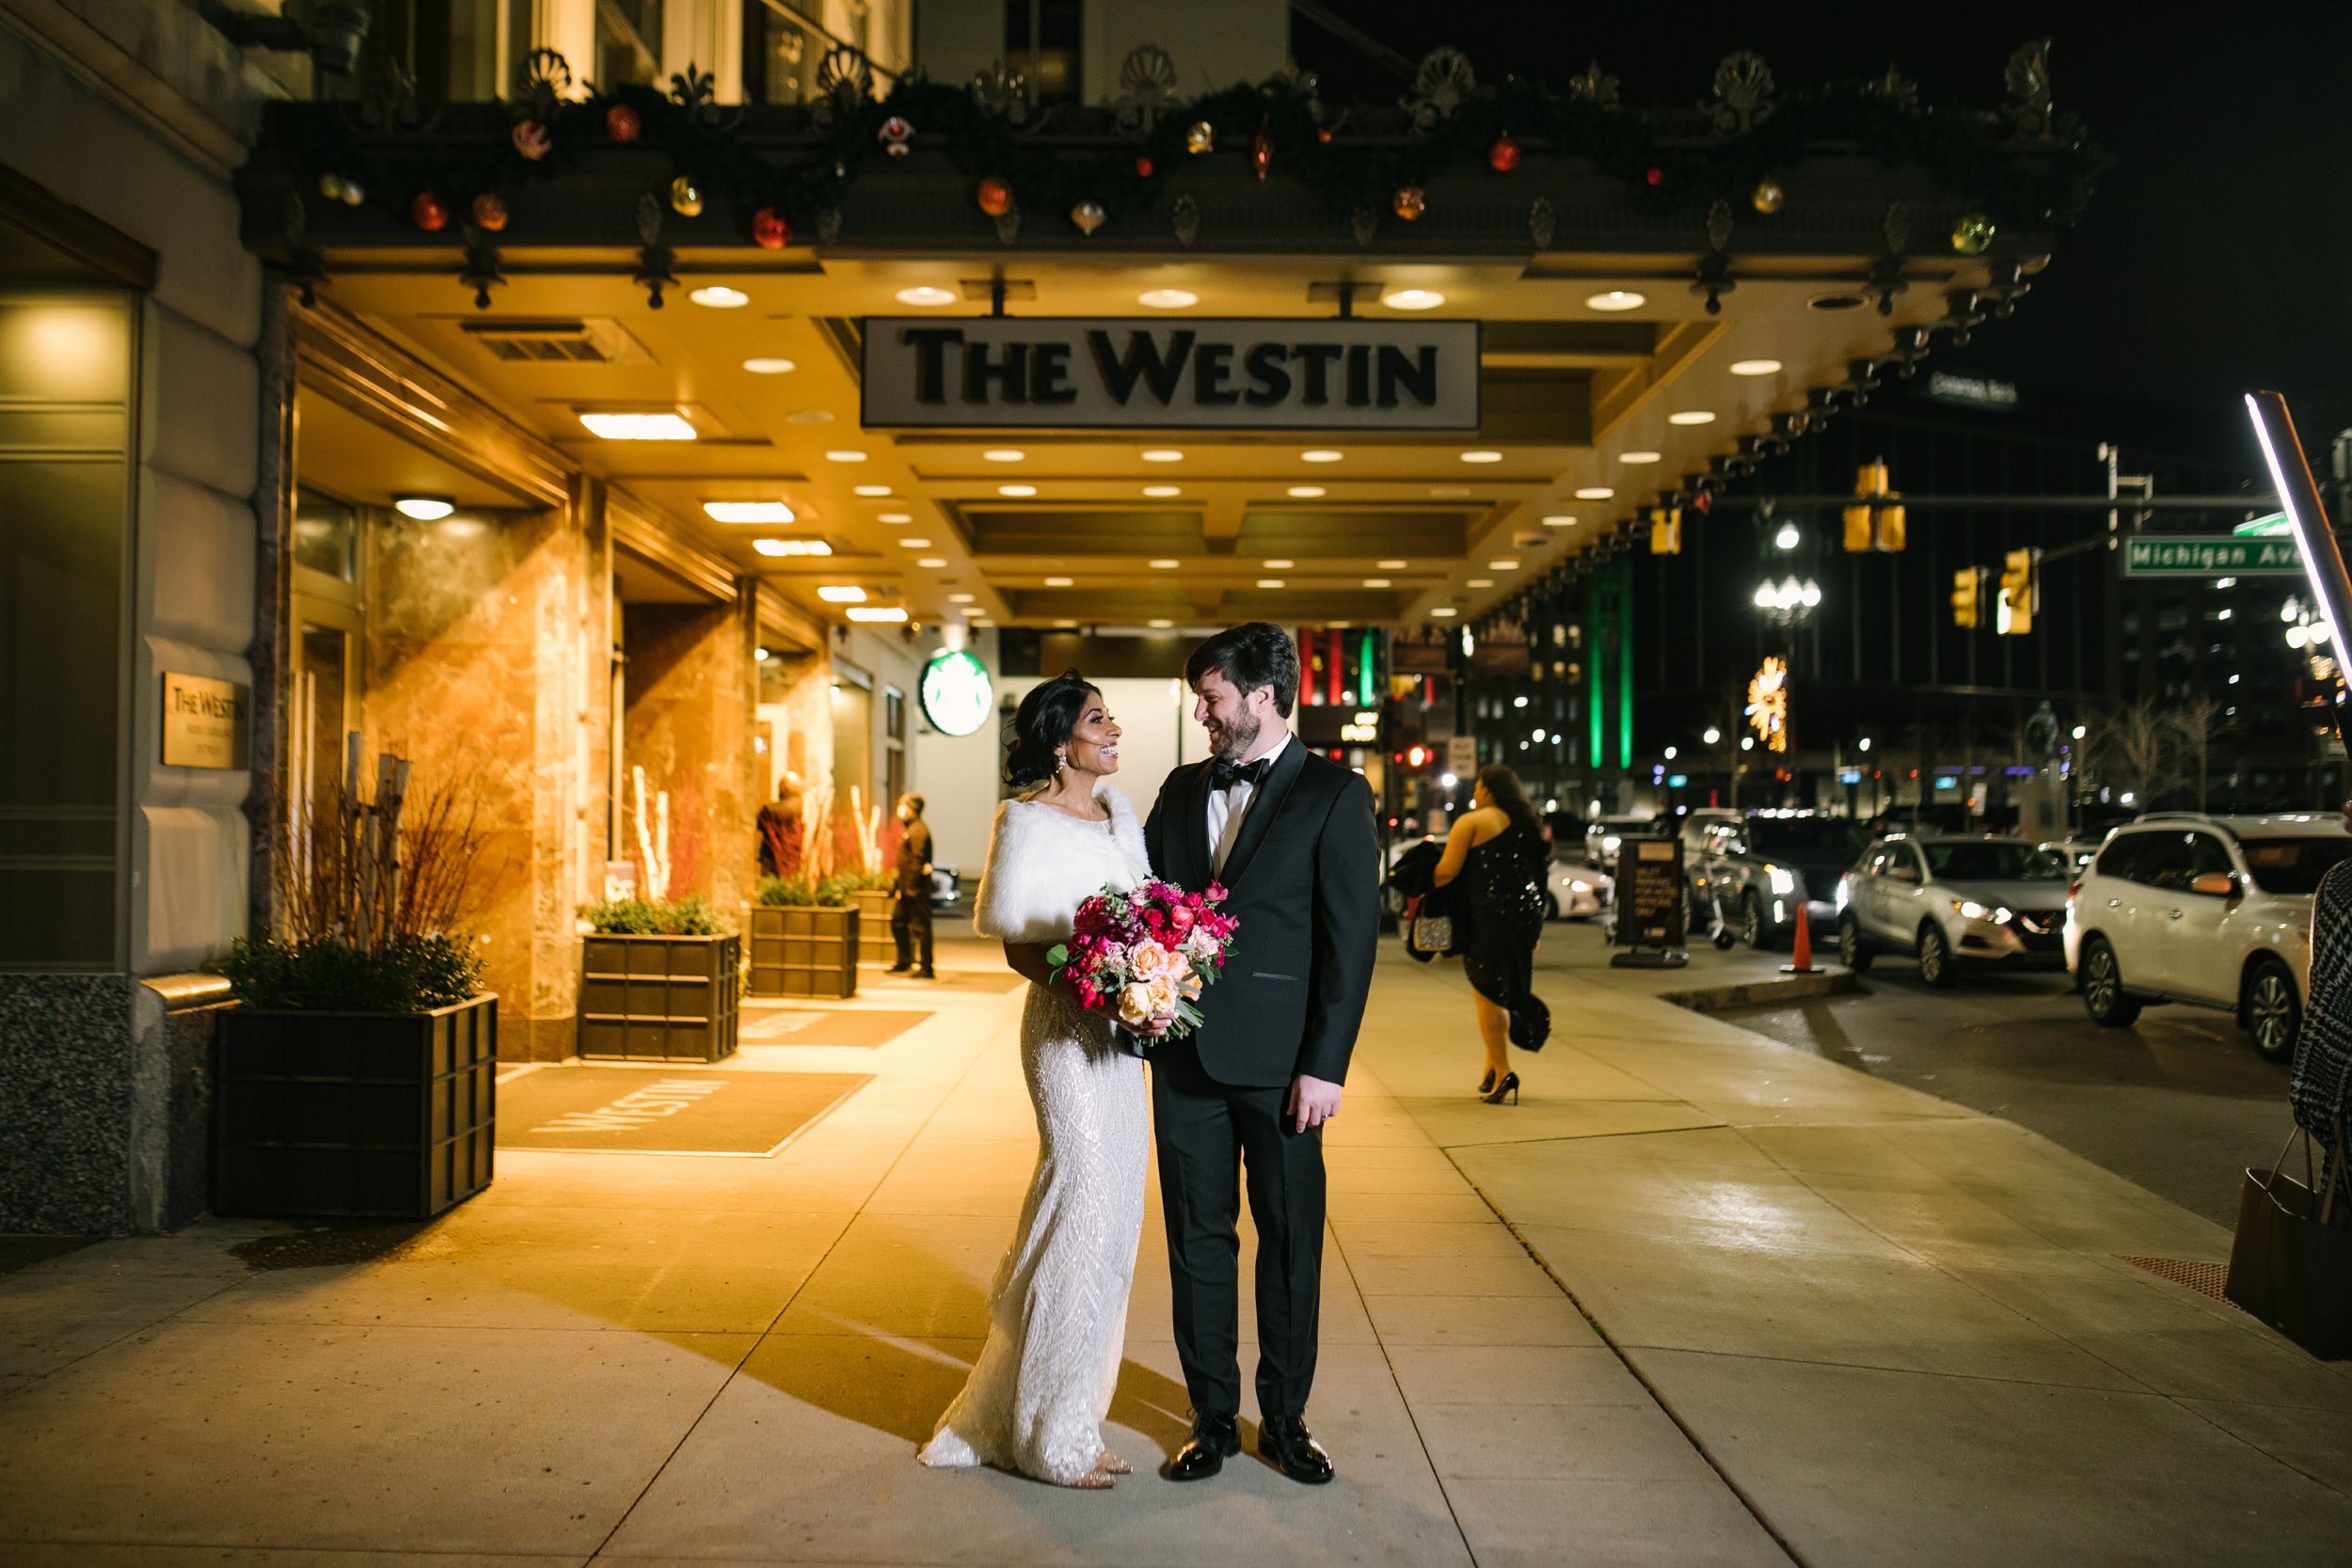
[1660,970,1862,1013]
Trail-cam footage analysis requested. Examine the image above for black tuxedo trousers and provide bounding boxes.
[1143,744,1379,1420]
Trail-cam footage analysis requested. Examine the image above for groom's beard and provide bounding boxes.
[1207,708,1261,764]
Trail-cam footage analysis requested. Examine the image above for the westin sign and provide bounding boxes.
[860,317,1480,430]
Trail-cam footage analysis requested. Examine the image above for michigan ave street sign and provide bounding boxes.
[2122,534,2302,577]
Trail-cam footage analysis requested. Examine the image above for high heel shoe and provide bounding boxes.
[1477,1068,1497,1096]
[1480,1071,1519,1105]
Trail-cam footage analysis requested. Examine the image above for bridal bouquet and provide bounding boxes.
[1047,879,1238,1041]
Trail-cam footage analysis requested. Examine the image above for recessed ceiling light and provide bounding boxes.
[824,450,868,463]
[787,409,834,423]
[1381,288,1445,310]
[1460,451,1503,464]
[949,593,976,603]
[392,494,454,521]
[742,356,796,374]
[1054,619,1078,628]
[1542,514,1577,527]
[1429,486,1470,498]
[1575,485,1615,499]
[1138,288,1199,309]
[816,585,866,603]
[898,536,932,548]
[1149,618,1174,629]
[1489,559,1520,570]
[1808,293,1868,312]
[1668,410,1718,425]
[1142,484,1182,498]
[1468,578,1493,589]
[689,285,750,309]
[1043,576,1073,587]
[1257,578,1286,588]
[1377,559,1408,570]
[704,500,796,524]
[1149,559,1181,569]
[998,483,1038,497]
[1140,449,1184,463]
[1619,451,1661,465]
[895,285,956,307]
[751,538,830,557]
[579,411,696,440]
[1431,607,1459,618]
[1363,578,1391,588]
[881,513,913,524]
[1287,485,1326,499]
[853,483,892,497]
[846,606,909,623]
[916,557,947,567]
[982,449,1025,462]
[1300,449,1343,463]
[1263,559,1295,569]
[1729,358,1783,376]
[1586,290,1645,311]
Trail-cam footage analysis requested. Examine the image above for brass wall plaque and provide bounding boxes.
[161,672,249,769]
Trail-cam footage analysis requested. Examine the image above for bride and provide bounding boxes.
[919,669,1159,1488]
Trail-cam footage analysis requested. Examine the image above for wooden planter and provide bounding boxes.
[850,888,897,966]
[214,994,497,1220]
[579,932,740,1063]
[749,905,859,999]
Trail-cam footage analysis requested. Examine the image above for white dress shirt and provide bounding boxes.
[1207,730,1293,879]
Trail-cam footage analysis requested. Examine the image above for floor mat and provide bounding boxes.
[497,1067,870,1156]
[739,1008,931,1047]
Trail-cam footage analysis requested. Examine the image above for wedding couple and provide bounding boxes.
[918,622,1380,1489]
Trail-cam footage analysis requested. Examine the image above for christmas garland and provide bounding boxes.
[271,45,2103,260]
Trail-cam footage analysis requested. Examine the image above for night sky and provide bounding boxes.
[1295,2,2352,466]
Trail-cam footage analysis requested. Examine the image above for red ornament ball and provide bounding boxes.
[976,177,1014,216]
[1487,133,1520,173]
[752,206,791,249]
[1644,165,1665,187]
[1392,184,1426,222]
[604,103,642,143]
[1135,154,1154,179]
[410,192,450,232]
[469,191,509,232]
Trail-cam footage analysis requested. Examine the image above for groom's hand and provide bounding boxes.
[1287,1073,1342,1133]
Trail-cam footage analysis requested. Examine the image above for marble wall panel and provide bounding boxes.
[622,601,757,915]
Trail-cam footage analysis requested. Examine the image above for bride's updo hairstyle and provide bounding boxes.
[1005,668,1102,790]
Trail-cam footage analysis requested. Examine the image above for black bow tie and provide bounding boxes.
[1212,755,1272,791]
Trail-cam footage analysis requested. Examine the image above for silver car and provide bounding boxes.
[1836,834,2072,986]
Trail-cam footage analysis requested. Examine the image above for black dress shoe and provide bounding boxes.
[1257,1415,1334,1484]
[1164,1413,1241,1481]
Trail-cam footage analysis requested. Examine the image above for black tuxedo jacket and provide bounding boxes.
[1144,742,1380,1088]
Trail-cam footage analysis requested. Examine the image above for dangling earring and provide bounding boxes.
[1056,751,1067,775]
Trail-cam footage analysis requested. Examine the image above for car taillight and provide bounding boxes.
[2068,880,2081,902]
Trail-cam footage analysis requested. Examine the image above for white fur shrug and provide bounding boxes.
[971,787,1152,944]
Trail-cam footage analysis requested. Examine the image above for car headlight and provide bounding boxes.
[1951,898,1989,921]
[1767,865,1797,896]
[1602,835,1621,852]
[1567,879,1591,894]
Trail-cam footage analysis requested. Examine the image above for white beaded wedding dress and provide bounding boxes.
[919,785,1152,1487]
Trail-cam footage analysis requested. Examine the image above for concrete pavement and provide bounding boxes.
[0,929,2345,1566]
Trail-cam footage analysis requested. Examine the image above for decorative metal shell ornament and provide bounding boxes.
[669,175,704,217]
[1751,179,1785,214]
[878,115,914,157]
[1392,184,1426,222]
[751,207,791,249]
[604,103,642,143]
[512,119,552,160]
[1184,120,1214,154]
[976,177,1013,216]
[469,192,509,231]
[410,192,450,232]
[1070,200,1107,236]
[1950,212,1996,255]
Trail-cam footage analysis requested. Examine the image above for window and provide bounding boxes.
[2129,833,2199,892]
[1005,0,1084,104]
[2241,837,2352,895]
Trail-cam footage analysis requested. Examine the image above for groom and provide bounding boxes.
[1143,622,1379,1484]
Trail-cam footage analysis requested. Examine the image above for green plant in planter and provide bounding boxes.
[580,893,724,934]
[223,932,484,1012]
[757,873,855,908]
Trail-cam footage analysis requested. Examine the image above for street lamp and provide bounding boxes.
[1702,726,1722,745]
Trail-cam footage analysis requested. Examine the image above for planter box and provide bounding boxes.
[214,994,497,1220]
[749,905,859,999]
[579,932,740,1062]
[850,888,897,965]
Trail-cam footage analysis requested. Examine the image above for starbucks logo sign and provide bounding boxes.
[919,648,993,736]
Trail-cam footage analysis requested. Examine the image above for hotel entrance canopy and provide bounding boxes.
[234,43,2098,632]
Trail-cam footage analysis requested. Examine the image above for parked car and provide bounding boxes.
[1548,858,1613,920]
[1678,808,1741,863]
[1836,833,2071,986]
[1692,814,1869,949]
[1585,815,1663,869]
[2062,812,2352,1060]
[2039,837,2102,878]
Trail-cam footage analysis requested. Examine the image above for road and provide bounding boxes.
[1713,949,2296,1227]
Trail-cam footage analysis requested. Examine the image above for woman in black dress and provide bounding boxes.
[1431,763,1551,1103]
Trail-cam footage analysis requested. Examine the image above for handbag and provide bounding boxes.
[1406,896,1454,958]
[2224,1118,2352,1358]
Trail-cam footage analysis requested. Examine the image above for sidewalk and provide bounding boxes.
[0,931,2345,1567]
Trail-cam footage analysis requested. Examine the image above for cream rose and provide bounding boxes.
[1117,982,1158,1027]
[1147,975,1181,1017]
[1128,940,1172,981]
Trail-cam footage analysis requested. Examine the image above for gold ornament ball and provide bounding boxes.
[1070,200,1106,236]
[1391,184,1426,222]
[669,175,704,217]
[1184,120,1215,154]
[1950,212,1995,255]
[1751,179,1785,214]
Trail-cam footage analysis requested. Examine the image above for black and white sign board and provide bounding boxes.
[1610,836,1689,969]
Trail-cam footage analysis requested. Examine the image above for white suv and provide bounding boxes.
[2062,813,2352,1060]
[1836,833,2072,986]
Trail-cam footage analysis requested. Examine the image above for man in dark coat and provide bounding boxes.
[887,793,934,979]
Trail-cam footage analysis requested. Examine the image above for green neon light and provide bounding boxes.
[1615,562,1634,771]
[1358,630,1376,708]
[1588,593,1607,769]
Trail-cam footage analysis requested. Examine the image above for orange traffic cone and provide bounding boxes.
[1781,909,1816,974]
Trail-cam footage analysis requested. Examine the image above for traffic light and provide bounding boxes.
[1649,506,1681,555]
[1841,460,1905,552]
[1950,566,1984,628]
[1996,547,2039,635]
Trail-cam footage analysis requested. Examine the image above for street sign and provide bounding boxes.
[2123,534,2302,577]
[1444,736,1478,778]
